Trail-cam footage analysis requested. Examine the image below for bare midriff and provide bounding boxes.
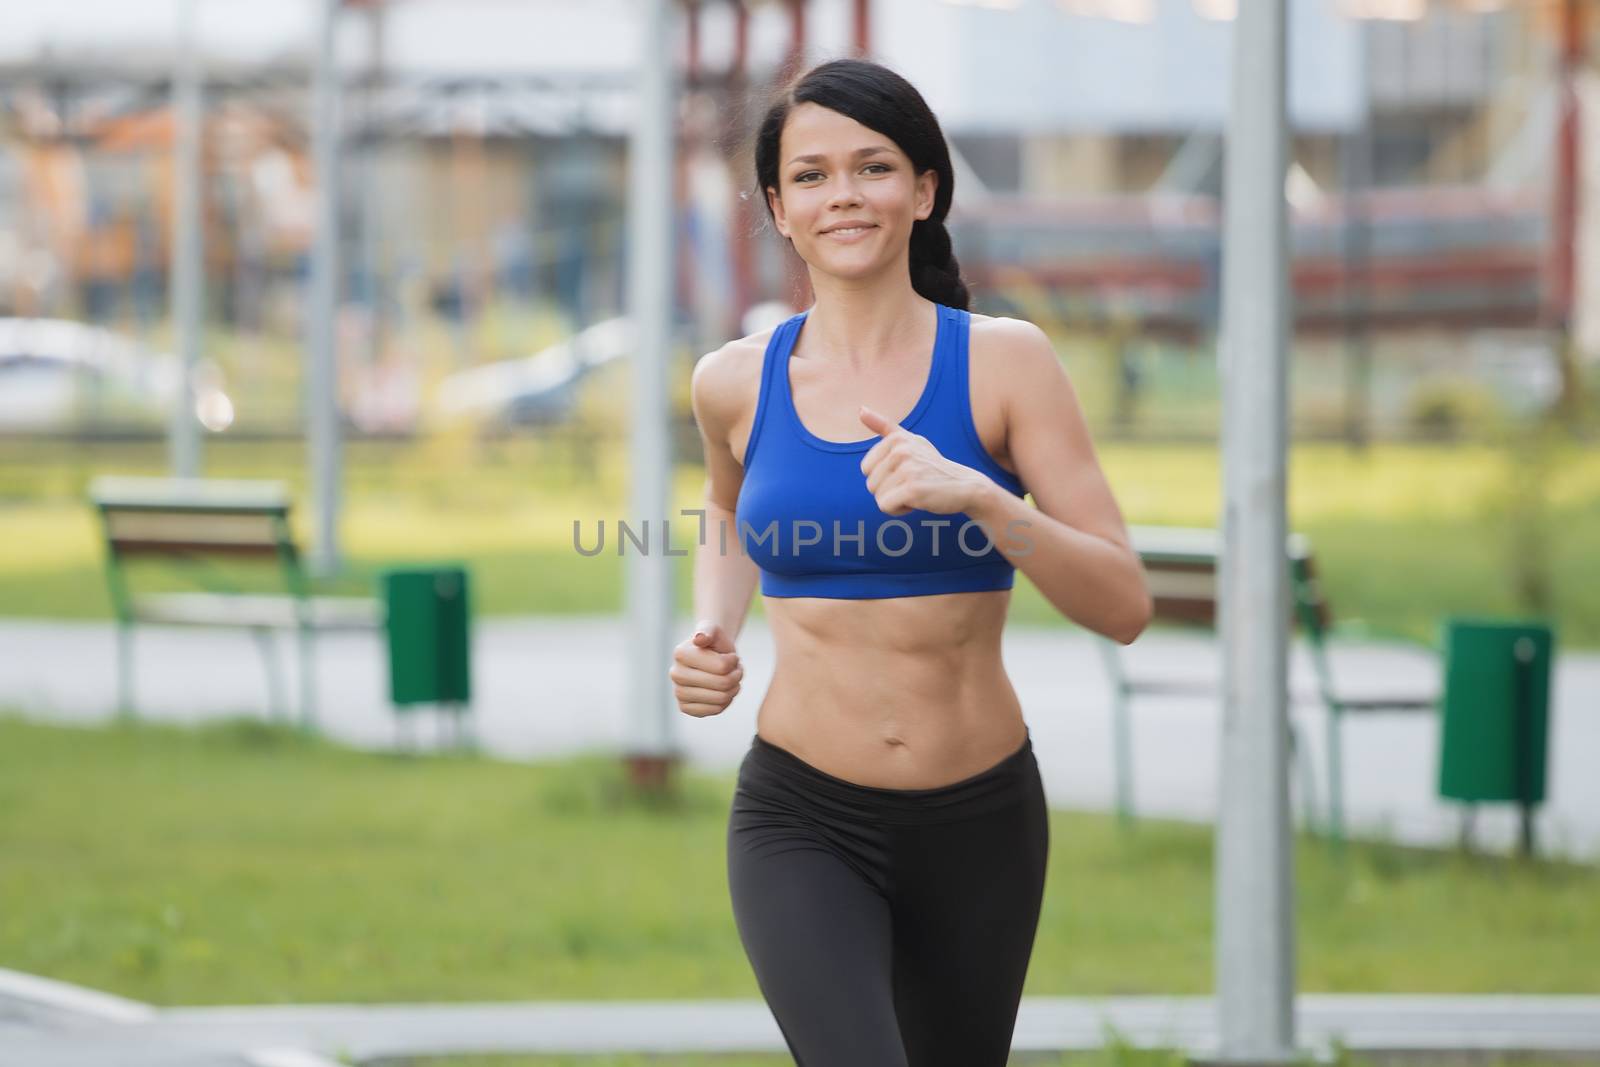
[754,587,1028,789]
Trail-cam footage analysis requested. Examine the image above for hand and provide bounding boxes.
[670,619,744,718]
[858,405,994,517]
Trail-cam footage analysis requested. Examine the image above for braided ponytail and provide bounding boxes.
[909,217,970,311]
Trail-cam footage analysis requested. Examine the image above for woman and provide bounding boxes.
[673,58,1152,1067]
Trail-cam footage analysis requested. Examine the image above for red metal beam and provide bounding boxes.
[1549,0,1584,328]
[854,0,871,56]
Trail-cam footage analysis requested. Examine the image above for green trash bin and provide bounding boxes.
[381,565,472,745]
[1437,617,1554,855]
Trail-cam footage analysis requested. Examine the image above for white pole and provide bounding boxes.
[360,1,385,371]
[169,0,203,478]
[307,0,342,575]
[625,0,680,772]
[1215,0,1297,1061]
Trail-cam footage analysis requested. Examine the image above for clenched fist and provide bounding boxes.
[671,619,744,717]
[858,404,993,517]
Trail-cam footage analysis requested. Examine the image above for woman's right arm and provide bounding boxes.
[688,342,761,644]
[669,345,760,720]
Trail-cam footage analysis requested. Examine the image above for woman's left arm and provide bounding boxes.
[965,319,1152,645]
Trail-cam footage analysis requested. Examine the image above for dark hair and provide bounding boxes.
[753,58,969,311]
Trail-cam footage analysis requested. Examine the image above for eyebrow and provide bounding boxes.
[786,146,895,167]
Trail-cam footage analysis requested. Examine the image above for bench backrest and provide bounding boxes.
[1128,523,1340,702]
[89,476,305,615]
[1131,524,1332,636]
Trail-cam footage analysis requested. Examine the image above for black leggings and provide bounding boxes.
[726,727,1050,1067]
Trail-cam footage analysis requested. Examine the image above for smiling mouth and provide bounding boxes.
[824,226,877,237]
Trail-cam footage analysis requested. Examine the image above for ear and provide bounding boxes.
[914,169,938,222]
[765,185,790,239]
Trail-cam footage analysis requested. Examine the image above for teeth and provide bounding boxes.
[830,227,869,235]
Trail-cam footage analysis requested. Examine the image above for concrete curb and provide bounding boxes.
[0,968,156,1026]
[5,984,1600,1064]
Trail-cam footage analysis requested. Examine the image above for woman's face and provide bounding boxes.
[766,102,937,283]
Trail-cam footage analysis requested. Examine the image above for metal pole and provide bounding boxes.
[169,0,203,478]
[308,0,343,575]
[360,1,386,372]
[624,0,680,790]
[1339,24,1372,453]
[1214,0,1296,1062]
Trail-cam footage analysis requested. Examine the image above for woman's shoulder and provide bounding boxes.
[968,309,1048,343]
[689,325,781,436]
[966,312,1059,376]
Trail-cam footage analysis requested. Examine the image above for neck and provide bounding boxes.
[801,275,933,366]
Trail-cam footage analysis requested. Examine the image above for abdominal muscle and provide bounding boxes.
[753,588,1028,789]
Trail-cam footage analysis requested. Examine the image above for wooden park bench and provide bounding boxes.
[1098,524,1438,844]
[90,476,384,730]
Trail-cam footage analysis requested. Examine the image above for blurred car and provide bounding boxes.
[0,318,233,433]
[430,315,632,431]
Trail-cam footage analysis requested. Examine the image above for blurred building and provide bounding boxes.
[0,0,1587,437]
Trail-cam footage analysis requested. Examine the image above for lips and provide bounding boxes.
[821,224,878,241]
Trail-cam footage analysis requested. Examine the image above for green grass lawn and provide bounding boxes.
[1,714,1595,1009]
[2,436,1597,646]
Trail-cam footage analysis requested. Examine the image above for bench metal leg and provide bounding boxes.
[248,626,289,723]
[1096,638,1136,825]
[116,622,136,720]
[297,623,318,734]
[1325,701,1345,848]
[1288,719,1321,836]
[1112,683,1135,826]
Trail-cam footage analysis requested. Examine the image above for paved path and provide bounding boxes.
[3,615,1596,859]
[6,968,1600,1066]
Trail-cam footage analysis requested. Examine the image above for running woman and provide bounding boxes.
[673,57,1152,1067]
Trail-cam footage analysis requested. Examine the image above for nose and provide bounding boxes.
[825,174,863,210]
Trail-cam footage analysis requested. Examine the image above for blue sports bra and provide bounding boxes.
[734,302,1028,599]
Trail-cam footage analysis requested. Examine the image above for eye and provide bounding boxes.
[794,162,892,183]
